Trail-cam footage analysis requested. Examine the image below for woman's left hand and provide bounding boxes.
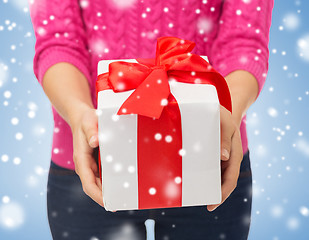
[207,105,243,211]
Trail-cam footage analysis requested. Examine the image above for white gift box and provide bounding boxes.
[97,56,221,212]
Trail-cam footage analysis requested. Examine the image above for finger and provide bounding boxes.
[207,130,243,212]
[82,111,99,148]
[89,135,99,148]
[207,178,236,211]
[220,106,234,161]
[76,153,104,207]
[95,174,102,189]
[80,167,104,207]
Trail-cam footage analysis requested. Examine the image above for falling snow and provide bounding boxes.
[299,206,309,217]
[283,13,300,30]
[165,135,172,143]
[197,17,213,34]
[110,0,137,9]
[267,107,278,118]
[297,34,309,61]
[0,202,25,229]
[149,187,156,195]
[1,0,309,239]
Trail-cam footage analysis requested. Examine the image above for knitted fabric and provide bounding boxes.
[30,0,273,169]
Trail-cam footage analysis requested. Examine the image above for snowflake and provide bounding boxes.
[13,157,21,165]
[3,90,11,98]
[2,196,10,204]
[267,107,278,118]
[80,0,89,8]
[34,166,45,176]
[33,125,46,136]
[178,149,186,156]
[53,148,59,154]
[299,206,309,217]
[295,139,309,157]
[104,155,112,163]
[37,27,46,36]
[239,56,248,64]
[286,217,300,230]
[283,13,300,30]
[27,175,38,187]
[174,176,182,184]
[236,9,242,15]
[15,132,23,140]
[113,163,122,172]
[99,131,113,143]
[255,144,267,157]
[0,202,25,229]
[297,34,309,61]
[127,165,135,173]
[110,0,137,9]
[149,187,156,195]
[1,154,9,163]
[111,113,119,121]
[161,98,168,106]
[154,133,162,141]
[165,135,172,143]
[197,17,213,34]
[28,111,36,118]
[90,39,108,55]
[270,205,283,218]
[90,237,99,240]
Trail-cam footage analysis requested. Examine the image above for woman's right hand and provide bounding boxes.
[70,105,104,207]
[40,62,105,207]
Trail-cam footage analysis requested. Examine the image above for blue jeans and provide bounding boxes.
[47,151,252,240]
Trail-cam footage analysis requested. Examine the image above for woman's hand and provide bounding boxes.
[41,63,105,207]
[206,70,259,211]
[70,106,104,207]
[207,105,243,212]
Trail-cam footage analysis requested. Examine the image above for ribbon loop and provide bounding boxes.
[117,68,170,119]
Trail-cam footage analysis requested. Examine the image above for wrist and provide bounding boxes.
[225,70,258,128]
[68,102,94,132]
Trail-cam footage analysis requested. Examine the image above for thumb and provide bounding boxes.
[88,134,99,148]
[220,106,234,161]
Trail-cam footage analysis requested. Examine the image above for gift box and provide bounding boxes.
[96,37,232,212]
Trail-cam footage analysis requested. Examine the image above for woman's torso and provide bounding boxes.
[81,0,223,101]
[51,0,248,169]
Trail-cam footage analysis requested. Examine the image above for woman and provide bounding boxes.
[30,0,273,239]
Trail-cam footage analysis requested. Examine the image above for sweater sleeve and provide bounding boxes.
[208,0,274,98]
[29,0,91,86]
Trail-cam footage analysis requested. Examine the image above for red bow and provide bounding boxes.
[96,36,232,118]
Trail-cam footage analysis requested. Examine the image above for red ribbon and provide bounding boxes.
[96,36,231,210]
[96,36,232,118]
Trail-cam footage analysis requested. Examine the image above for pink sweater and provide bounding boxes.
[30,0,273,170]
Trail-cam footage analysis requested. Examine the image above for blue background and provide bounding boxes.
[0,0,308,239]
